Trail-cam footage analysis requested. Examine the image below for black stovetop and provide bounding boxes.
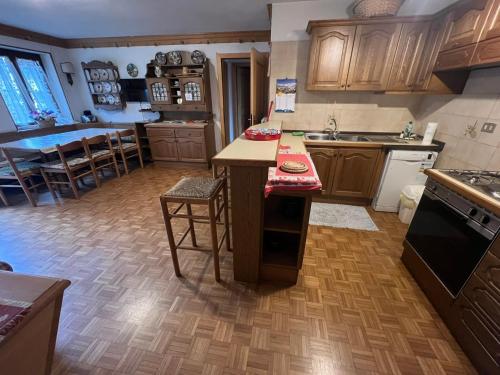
[440,169,500,201]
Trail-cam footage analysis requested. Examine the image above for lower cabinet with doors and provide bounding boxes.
[145,122,215,168]
[307,145,385,205]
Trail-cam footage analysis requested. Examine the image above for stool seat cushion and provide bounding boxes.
[164,177,223,199]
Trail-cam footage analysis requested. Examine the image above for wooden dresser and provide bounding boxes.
[145,121,215,168]
[0,271,70,375]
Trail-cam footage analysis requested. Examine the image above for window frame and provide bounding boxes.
[0,45,72,131]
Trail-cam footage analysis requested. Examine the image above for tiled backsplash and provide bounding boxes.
[269,41,500,171]
[269,41,420,132]
[415,68,500,171]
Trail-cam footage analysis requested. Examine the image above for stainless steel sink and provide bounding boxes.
[305,133,369,142]
[365,135,408,143]
[304,133,336,141]
[334,134,369,142]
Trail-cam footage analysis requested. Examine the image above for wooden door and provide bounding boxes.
[481,0,500,40]
[307,148,336,195]
[346,23,402,91]
[440,0,490,51]
[306,25,356,90]
[330,148,381,198]
[250,48,268,125]
[149,137,178,161]
[180,77,205,105]
[414,19,447,90]
[176,138,206,162]
[387,22,430,91]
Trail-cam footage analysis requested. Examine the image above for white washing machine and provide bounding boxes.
[372,150,438,212]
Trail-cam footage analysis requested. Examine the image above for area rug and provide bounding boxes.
[309,203,379,231]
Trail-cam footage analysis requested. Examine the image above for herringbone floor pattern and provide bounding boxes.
[0,165,475,374]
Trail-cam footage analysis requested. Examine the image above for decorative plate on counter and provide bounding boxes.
[98,69,109,80]
[97,94,107,104]
[102,81,112,94]
[106,94,116,105]
[167,51,182,65]
[126,63,138,77]
[93,82,103,93]
[279,161,309,174]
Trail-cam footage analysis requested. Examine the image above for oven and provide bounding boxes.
[406,184,497,297]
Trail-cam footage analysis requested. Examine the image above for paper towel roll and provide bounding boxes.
[422,122,438,145]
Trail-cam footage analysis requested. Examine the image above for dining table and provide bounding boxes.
[0,128,127,154]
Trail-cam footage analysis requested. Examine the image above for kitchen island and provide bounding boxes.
[212,121,319,283]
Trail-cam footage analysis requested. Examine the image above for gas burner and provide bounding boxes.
[441,169,500,201]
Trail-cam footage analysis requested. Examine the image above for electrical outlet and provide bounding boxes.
[481,122,497,133]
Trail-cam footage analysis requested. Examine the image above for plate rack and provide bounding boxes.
[81,60,125,110]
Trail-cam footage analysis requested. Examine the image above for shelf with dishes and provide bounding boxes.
[81,60,125,110]
[145,50,212,112]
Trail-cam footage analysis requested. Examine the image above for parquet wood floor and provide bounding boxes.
[0,165,476,374]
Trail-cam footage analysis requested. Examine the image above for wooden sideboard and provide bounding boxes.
[0,271,70,375]
[145,122,215,168]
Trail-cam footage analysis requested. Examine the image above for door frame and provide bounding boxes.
[216,52,250,148]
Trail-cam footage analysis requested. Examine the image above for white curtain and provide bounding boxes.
[16,58,63,123]
[0,56,34,126]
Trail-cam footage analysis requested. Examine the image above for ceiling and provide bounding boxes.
[1,0,460,40]
[0,0,293,39]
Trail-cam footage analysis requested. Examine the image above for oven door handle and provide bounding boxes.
[423,189,495,240]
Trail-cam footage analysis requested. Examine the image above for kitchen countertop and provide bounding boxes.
[426,169,500,216]
[145,121,208,128]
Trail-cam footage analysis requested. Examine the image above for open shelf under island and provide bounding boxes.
[212,121,320,284]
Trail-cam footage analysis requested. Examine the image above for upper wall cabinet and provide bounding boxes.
[387,21,430,91]
[440,0,490,52]
[471,0,500,67]
[347,23,402,91]
[480,0,500,40]
[306,26,355,90]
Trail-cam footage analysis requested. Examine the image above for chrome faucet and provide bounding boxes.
[324,115,339,138]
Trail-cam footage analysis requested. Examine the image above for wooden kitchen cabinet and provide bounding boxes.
[145,122,215,167]
[330,148,382,199]
[308,148,336,194]
[470,0,500,67]
[440,0,490,52]
[347,23,402,91]
[306,25,355,90]
[387,21,430,91]
[176,138,206,162]
[149,137,178,161]
[307,146,384,203]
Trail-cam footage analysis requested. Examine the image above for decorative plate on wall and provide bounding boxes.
[155,52,167,65]
[167,51,182,65]
[191,50,205,64]
[126,63,139,77]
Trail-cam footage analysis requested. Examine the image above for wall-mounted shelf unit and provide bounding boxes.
[145,59,212,112]
[81,60,125,110]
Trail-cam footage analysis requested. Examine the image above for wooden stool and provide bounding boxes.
[160,176,230,282]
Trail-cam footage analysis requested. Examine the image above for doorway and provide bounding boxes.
[217,49,268,147]
[224,59,250,143]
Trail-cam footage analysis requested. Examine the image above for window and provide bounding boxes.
[0,48,70,129]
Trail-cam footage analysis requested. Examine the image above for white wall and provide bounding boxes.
[66,42,269,149]
[270,0,458,42]
[0,35,80,133]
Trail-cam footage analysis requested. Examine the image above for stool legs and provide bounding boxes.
[160,198,182,277]
[222,181,231,252]
[208,199,221,282]
[186,203,197,247]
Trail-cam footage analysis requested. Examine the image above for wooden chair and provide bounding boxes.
[114,129,144,175]
[0,148,48,207]
[83,134,120,183]
[40,140,99,200]
[160,177,230,282]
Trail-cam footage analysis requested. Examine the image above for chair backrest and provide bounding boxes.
[84,134,107,147]
[56,140,85,171]
[0,148,23,179]
[116,129,140,148]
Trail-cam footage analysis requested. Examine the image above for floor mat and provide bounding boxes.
[309,202,379,231]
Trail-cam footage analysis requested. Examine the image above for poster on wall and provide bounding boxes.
[275,78,296,113]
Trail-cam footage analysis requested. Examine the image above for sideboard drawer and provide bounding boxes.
[146,128,175,138]
[175,128,204,138]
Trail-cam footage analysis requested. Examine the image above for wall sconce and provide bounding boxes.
[60,62,75,85]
